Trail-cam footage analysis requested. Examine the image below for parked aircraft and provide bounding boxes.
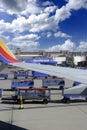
[0,39,87,102]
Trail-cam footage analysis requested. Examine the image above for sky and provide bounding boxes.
[0,0,87,52]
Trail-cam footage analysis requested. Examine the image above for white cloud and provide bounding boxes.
[0,12,57,34]
[1,33,40,52]
[46,32,52,38]
[47,39,87,52]
[11,17,27,32]
[77,41,87,51]
[0,0,58,34]
[60,39,75,50]
[0,0,27,14]
[55,0,87,22]
[42,1,53,6]
[0,20,11,33]
[66,0,87,10]
[8,34,40,52]
[1,0,87,35]
[44,6,57,13]
[13,34,40,42]
[55,6,71,22]
[47,39,75,51]
[27,13,58,32]
[0,34,10,43]
[21,0,42,15]
[0,0,87,52]
[8,41,39,52]
[54,31,71,38]
[0,0,41,15]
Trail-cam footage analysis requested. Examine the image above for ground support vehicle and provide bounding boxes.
[0,88,50,104]
[42,78,64,89]
[14,73,28,79]
[32,71,49,79]
[11,79,34,89]
[62,83,87,103]
[0,73,8,79]
[16,88,50,104]
[13,70,29,79]
[0,89,16,100]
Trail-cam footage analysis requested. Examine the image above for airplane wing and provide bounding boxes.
[10,61,87,84]
[0,39,87,85]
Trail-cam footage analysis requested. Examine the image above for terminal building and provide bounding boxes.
[15,48,87,68]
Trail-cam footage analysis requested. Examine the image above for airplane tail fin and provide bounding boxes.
[0,39,19,64]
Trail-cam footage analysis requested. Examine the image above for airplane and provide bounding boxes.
[0,39,87,103]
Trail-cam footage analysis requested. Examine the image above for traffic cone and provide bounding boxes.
[19,95,24,109]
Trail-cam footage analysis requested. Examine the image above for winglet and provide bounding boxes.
[0,39,19,64]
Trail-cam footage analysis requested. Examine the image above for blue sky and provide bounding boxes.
[0,0,87,52]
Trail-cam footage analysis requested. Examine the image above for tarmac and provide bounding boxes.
[0,68,87,130]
